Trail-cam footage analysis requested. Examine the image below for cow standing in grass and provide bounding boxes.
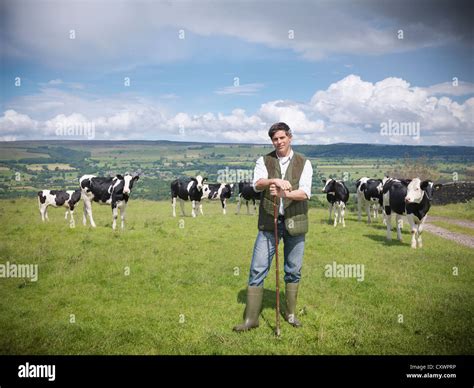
[37,189,82,228]
[235,181,260,215]
[322,179,349,227]
[171,175,206,217]
[80,174,139,230]
[355,177,384,224]
[383,177,441,248]
[201,183,233,215]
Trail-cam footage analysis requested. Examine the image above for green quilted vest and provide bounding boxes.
[257,150,309,236]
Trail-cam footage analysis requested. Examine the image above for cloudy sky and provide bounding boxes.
[0,0,473,145]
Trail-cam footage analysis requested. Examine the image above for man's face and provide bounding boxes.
[271,130,292,156]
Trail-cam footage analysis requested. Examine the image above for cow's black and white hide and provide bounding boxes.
[355,177,385,224]
[171,175,206,217]
[80,174,139,230]
[201,183,234,215]
[383,177,441,248]
[235,181,260,215]
[322,179,350,227]
[37,189,82,228]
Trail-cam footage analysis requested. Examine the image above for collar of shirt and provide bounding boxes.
[277,149,294,166]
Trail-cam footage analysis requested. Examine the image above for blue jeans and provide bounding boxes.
[248,219,305,287]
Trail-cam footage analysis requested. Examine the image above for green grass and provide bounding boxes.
[429,201,474,221]
[0,148,50,161]
[430,221,474,237]
[0,199,473,355]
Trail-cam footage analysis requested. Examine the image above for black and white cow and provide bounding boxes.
[37,189,82,228]
[235,181,260,215]
[383,177,441,248]
[171,175,206,217]
[322,179,350,227]
[80,173,139,230]
[201,183,234,215]
[355,177,384,224]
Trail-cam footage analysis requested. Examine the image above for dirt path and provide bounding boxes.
[424,216,474,249]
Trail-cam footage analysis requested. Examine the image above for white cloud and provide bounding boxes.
[215,83,264,96]
[164,109,267,142]
[310,75,474,139]
[0,110,39,140]
[421,81,474,96]
[39,80,85,90]
[258,100,325,136]
[1,75,473,145]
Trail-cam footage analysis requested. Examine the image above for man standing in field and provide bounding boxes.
[233,122,313,332]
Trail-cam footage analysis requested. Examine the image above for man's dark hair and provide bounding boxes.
[268,122,292,139]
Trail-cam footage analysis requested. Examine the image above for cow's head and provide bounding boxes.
[195,175,206,191]
[405,178,442,203]
[123,174,140,194]
[322,179,335,194]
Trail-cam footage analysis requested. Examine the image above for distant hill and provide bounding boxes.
[295,143,474,160]
[2,140,473,160]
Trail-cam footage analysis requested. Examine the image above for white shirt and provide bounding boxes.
[252,149,313,215]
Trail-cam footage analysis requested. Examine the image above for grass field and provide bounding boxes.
[429,202,474,221]
[0,198,473,355]
[0,148,50,161]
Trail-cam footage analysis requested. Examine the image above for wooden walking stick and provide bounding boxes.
[273,194,281,337]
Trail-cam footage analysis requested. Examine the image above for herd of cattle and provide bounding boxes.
[37,173,442,249]
[322,177,442,248]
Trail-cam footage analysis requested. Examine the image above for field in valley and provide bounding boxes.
[1,141,473,202]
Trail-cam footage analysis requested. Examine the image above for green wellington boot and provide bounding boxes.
[285,282,302,328]
[233,286,264,332]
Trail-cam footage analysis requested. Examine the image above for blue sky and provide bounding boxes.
[1,0,473,145]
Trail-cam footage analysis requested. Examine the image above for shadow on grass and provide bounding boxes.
[363,233,408,246]
[318,217,386,226]
[234,211,258,216]
[367,223,389,231]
